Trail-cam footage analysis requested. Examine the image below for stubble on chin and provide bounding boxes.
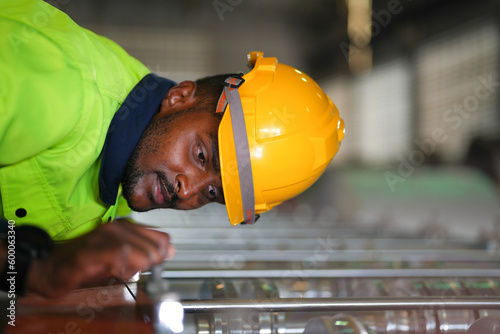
[121,149,146,211]
[120,115,170,211]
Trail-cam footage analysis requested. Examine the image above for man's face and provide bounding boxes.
[122,109,224,212]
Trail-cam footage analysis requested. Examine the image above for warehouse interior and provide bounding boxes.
[6,0,500,333]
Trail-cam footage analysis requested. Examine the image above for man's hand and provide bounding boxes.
[25,219,174,298]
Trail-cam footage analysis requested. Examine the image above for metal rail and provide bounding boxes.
[146,268,500,279]
[182,297,500,313]
[167,249,499,263]
[149,226,478,242]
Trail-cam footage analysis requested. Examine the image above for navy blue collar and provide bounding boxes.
[99,73,176,205]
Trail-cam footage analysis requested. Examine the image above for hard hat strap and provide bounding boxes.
[222,77,256,225]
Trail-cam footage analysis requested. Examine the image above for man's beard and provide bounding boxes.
[121,115,177,211]
[121,147,146,211]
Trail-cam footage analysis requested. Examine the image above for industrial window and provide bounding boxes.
[415,20,499,162]
[353,59,413,165]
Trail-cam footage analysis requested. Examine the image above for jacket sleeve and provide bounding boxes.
[0,0,83,165]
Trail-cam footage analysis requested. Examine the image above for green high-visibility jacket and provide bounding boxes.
[0,0,150,239]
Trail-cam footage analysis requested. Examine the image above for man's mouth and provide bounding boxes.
[152,174,171,206]
[158,174,172,205]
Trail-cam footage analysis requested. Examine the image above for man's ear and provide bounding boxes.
[158,80,196,116]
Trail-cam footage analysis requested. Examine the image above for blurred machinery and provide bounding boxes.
[146,276,500,334]
[139,204,500,334]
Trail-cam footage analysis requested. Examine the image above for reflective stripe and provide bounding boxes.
[223,78,256,224]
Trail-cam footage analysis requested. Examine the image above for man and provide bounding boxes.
[1,0,344,298]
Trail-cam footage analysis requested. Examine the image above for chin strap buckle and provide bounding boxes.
[216,76,245,114]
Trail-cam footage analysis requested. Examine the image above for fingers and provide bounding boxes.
[114,219,173,261]
[99,220,174,279]
[27,219,175,298]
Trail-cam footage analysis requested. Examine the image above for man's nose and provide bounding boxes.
[174,173,214,202]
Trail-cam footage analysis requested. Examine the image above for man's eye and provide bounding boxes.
[208,185,217,199]
[197,147,205,163]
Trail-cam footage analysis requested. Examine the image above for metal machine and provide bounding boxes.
[141,207,500,334]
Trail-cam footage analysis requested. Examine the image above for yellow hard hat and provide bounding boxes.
[217,51,344,225]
